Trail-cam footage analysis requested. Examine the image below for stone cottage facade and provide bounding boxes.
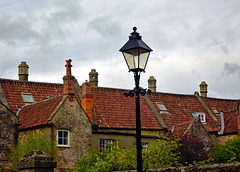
[0,60,92,171]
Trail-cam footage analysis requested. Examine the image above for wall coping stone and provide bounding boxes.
[17,150,56,170]
[116,162,240,172]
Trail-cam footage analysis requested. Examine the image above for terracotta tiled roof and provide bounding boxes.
[91,87,239,134]
[92,87,163,130]
[0,78,63,113]
[202,97,238,134]
[18,96,63,130]
[170,120,192,137]
[147,92,220,132]
[1,77,239,135]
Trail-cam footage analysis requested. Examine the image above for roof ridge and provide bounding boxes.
[201,96,238,101]
[0,78,63,85]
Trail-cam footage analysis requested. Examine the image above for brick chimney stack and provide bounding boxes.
[148,76,156,92]
[200,81,208,97]
[18,61,29,81]
[63,59,75,95]
[81,81,94,122]
[89,69,98,87]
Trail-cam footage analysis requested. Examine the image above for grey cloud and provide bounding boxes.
[0,16,39,43]
[224,62,240,75]
[87,16,122,38]
[47,0,86,25]
[208,39,230,54]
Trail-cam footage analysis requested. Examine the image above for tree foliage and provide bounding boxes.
[9,129,57,171]
[179,134,211,165]
[143,136,181,169]
[76,140,136,172]
[75,135,181,172]
[210,137,240,163]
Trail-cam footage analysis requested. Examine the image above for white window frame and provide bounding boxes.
[142,143,149,150]
[192,112,206,123]
[100,139,116,152]
[197,113,206,123]
[57,130,70,147]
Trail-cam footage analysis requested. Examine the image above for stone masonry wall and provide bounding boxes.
[118,162,240,172]
[51,95,92,171]
[0,104,18,169]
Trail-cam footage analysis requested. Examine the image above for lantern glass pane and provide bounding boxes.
[139,49,150,70]
[123,48,140,70]
[123,52,135,70]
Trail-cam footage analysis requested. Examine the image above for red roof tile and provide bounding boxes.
[147,92,219,132]
[92,87,163,130]
[202,97,238,134]
[18,96,63,130]
[0,79,63,113]
[171,120,191,137]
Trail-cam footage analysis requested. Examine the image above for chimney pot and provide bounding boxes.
[200,81,208,97]
[18,61,29,81]
[89,69,98,87]
[63,59,75,95]
[148,76,156,92]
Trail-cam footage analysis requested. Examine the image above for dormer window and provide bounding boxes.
[192,112,206,123]
[211,107,219,114]
[156,102,168,113]
[21,93,35,105]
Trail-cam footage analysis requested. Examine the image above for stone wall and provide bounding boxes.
[117,162,240,172]
[51,95,92,171]
[146,162,240,172]
[0,103,18,169]
[216,134,238,145]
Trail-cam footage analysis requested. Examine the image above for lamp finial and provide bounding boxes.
[133,27,137,32]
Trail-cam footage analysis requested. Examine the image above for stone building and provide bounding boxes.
[0,59,239,170]
[0,102,18,169]
[0,60,92,171]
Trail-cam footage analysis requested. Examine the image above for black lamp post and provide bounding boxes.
[120,27,152,172]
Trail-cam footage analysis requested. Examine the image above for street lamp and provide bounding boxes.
[120,27,152,172]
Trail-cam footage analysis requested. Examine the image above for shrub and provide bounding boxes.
[179,134,211,165]
[211,137,240,163]
[143,136,181,169]
[9,129,57,171]
[76,135,181,171]
[76,140,136,172]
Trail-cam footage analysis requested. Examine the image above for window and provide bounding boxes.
[197,113,206,123]
[21,93,35,105]
[100,139,115,152]
[212,107,219,114]
[192,112,206,123]
[156,102,168,113]
[57,130,69,147]
[142,143,149,150]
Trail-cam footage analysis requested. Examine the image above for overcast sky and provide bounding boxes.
[0,0,240,99]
